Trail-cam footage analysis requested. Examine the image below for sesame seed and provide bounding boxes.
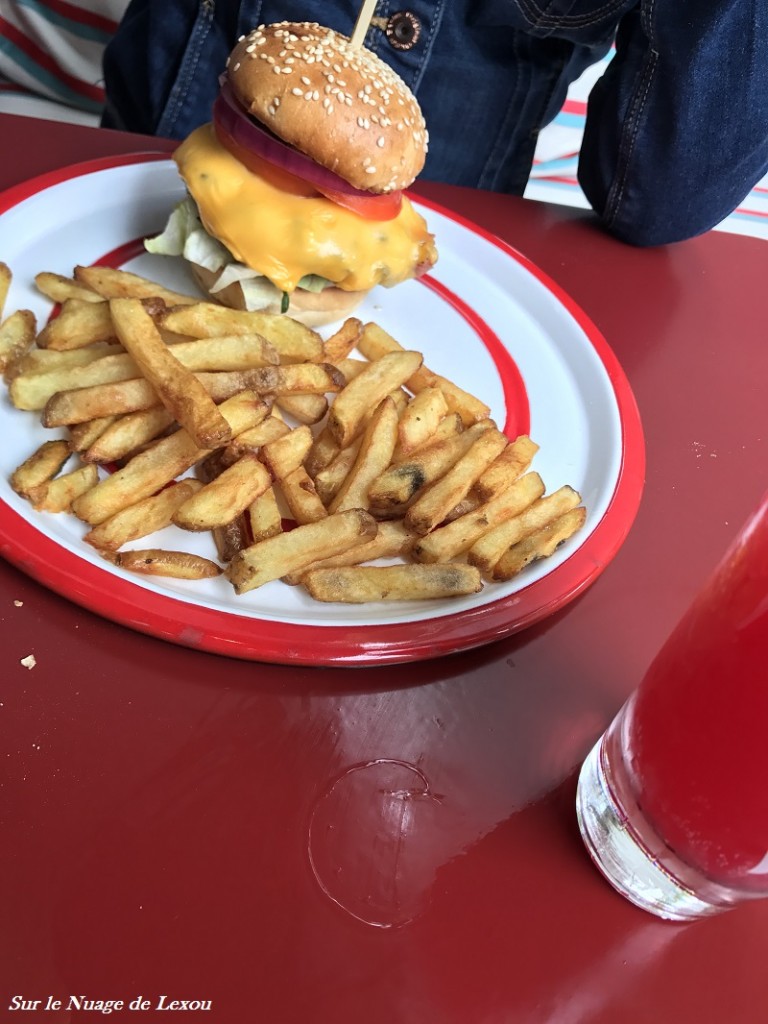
[281,66,292,74]
[301,76,311,85]
[291,87,303,96]
[365,166,377,174]
[377,137,385,147]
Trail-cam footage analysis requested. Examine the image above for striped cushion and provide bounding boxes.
[0,0,127,113]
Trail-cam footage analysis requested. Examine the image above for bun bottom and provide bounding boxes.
[190,264,366,328]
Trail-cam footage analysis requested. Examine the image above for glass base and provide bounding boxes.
[576,732,742,921]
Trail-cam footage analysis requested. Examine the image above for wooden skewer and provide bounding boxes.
[349,0,378,48]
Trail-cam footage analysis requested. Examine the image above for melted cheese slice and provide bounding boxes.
[174,124,437,294]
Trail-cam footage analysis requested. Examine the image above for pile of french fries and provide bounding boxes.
[0,259,586,604]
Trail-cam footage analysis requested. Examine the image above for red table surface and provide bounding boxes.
[1,113,766,1022]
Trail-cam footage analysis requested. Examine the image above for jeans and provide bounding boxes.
[102,0,768,246]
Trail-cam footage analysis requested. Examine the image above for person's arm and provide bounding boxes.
[101,0,236,138]
[578,0,768,246]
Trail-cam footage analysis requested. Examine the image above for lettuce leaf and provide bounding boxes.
[144,198,333,311]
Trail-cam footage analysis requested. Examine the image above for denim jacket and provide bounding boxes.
[102,0,768,246]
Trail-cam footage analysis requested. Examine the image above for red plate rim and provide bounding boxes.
[0,153,645,666]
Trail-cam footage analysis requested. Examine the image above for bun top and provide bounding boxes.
[226,22,428,193]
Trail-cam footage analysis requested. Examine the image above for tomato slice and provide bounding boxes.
[213,116,403,220]
[315,184,403,220]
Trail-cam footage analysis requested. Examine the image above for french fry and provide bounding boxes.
[442,494,481,523]
[468,485,583,576]
[193,452,251,561]
[313,437,363,506]
[333,357,369,382]
[357,322,490,425]
[393,411,463,459]
[110,297,231,449]
[279,466,328,524]
[11,439,71,498]
[305,424,342,478]
[227,508,377,594]
[404,428,509,535]
[303,563,483,603]
[0,261,11,319]
[368,420,494,513]
[173,452,271,531]
[492,506,587,581]
[274,394,328,424]
[36,299,115,350]
[282,519,412,584]
[71,390,268,525]
[10,349,140,410]
[0,309,36,376]
[68,416,118,453]
[411,471,545,563]
[160,303,323,362]
[214,518,251,562]
[328,395,399,513]
[195,362,345,398]
[320,317,363,363]
[74,265,197,306]
[43,377,160,426]
[168,333,280,371]
[109,548,222,579]
[27,463,99,512]
[82,407,176,463]
[10,342,117,378]
[248,487,283,543]
[222,417,290,463]
[34,271,102,304]
[212,517,252,562]
[407,365,491,427]
[327,349,423,448]
[84,478,204,551]
[475,435,539,501]
[42,362,340,426]
[260,423,313,479]
[395,386,449,457]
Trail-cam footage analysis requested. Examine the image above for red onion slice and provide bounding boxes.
[215,80,375,199]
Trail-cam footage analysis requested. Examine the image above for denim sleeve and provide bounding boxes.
[578,0,768,246]
[101,0,241,138]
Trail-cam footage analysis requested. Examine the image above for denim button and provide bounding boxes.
[386,11,421,50]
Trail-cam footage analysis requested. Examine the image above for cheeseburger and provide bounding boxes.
[147,21,438,326]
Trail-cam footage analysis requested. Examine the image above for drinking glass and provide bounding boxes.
[577,490,768,920]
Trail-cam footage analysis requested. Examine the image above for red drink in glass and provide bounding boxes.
[577,490,768,919]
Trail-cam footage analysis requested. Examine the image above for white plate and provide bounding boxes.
[0,154,644,665]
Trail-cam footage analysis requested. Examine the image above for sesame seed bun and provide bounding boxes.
[190,264,367,329]
[227,21,428,193]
